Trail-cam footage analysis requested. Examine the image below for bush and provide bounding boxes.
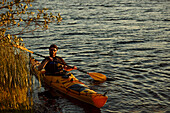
[0,42,33,110]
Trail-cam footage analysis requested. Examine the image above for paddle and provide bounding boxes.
[76,68,107,81]
[13,44,107,81]
[13,44,46,58]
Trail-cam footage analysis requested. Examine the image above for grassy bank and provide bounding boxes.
[0,42,33,111]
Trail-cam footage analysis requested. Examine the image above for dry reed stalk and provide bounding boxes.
[0,42,33,111]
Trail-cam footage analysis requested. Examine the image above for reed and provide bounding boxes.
[0,42,33,111]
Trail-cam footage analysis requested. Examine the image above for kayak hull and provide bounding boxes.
[30,58,108,108]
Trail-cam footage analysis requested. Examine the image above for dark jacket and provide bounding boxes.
[42,56,66,75]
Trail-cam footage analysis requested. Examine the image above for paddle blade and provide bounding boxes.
[13,44,34,54]
[88,72,107,81]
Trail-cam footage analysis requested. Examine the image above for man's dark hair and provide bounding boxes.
[49,44,58,50]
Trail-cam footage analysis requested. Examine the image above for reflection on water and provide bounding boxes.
[22,0,170,112]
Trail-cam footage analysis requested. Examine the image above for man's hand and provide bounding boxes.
[73,66,77,70]
[64,65,77,71]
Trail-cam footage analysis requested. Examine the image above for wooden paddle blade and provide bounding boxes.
[89,72,107,81]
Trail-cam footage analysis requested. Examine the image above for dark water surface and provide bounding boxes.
[23,0,169,112]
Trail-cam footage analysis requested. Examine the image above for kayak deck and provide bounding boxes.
[30,57,108,108]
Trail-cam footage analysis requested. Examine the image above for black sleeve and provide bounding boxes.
[41,57,48,64]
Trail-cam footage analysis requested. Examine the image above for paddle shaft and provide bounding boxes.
[33,52,46,58]
[77,68,89,74]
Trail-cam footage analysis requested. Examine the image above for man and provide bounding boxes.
[38,44,77,75]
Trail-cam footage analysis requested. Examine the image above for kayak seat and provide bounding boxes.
[68,84,88,92]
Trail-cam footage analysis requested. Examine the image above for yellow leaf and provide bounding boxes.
[19,18,23,22]
[13,20,16,25]
[10,1,13,5]
[14,35,17,39]
[19,37,23,42]
[8,5,10,9]
[31,12,35,15]
[7,20,11,24]
[24,5,28,9]
[38,10,44,13]
[7,34,11,39]
[37,14,40,19]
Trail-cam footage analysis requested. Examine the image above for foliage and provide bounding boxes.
[0,0,62,45]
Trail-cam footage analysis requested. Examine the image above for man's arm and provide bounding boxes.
[38,57,53,71]
[58,57,77,71]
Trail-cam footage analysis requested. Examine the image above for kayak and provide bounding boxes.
[30,57,108,108]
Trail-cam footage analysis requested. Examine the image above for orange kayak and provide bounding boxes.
[30,57,108,108]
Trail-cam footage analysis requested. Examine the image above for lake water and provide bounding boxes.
[22,0,170,112]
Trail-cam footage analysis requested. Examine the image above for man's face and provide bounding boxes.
[49,47,57,57]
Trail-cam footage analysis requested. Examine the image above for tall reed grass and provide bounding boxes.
[0,42,33,111]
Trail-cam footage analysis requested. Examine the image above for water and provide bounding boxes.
[22,0,170,112]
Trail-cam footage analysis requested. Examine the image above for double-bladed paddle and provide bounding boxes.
[13,44,107,82]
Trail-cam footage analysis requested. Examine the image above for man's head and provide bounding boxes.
[49,44,58,57]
